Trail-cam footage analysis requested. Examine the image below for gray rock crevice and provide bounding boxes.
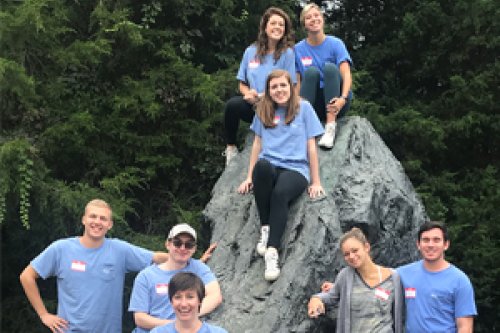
[203,116,426,332]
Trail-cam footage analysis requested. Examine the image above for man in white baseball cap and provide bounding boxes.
[129,223,222,332]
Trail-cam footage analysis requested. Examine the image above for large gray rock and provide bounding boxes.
[203,116,426,332]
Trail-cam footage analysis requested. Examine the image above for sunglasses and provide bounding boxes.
[171,239,196,249]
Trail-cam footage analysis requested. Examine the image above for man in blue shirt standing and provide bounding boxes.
[397,221,477,333]
[19,199,169,333]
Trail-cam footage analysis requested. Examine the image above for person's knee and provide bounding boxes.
[323,62,340,78]
[225,96,245,113]
[253,159,274,180]
[303,66,320,82]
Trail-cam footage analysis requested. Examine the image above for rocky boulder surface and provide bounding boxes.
[203,116,426,332]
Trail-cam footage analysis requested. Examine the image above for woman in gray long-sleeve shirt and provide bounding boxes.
[307,227,404,333]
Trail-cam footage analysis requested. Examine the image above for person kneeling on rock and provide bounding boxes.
[238,69,325,281]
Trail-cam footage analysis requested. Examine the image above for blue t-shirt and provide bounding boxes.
[295,36,352,89]
[237,44,296,93]
[151,322,228,333]
[31,237,153,333]
[129,259,217,333]
[250,99,324,182]
[397,260,477,333]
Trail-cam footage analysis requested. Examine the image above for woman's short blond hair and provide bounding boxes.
[300,3,322,27]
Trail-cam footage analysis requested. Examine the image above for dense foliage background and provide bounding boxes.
[1,0,498,331]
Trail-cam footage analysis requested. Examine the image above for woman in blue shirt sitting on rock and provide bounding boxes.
[307,227,404,333]
[238,69,324,281]
[223,7,296,166]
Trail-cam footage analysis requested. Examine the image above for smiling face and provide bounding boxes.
[417,228,449,263]
[341,237,370,269]
[265,14,285,43]
[81,204,113,241]
[303,6,324,33]
[172,288,201,322]
[268,75,291,107]
[166,234,196,264]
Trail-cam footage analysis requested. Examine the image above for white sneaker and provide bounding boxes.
[318,122,336,149]
[264,247,280,281]
[256,225,270,256]
[223,146,239,166]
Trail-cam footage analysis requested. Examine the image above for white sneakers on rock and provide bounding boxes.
[264,247,280,281]
[256,225,269,256]
[223,146,239,166]
[318,122,336,149]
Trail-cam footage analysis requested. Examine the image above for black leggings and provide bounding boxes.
[224,96,255,145]
[252,159,308,249]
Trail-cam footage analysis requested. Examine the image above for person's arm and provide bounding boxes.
[295,73,302,97]
[200,243,217,263]
[237,135,262,194]
[199,280,223,316]
[152,251,169,264]
[239,82,259,105]
[456,316,474,333]
[134,312,173,330]
[307,296,325,318]
[20,265,69,332]
[307,137,324,198]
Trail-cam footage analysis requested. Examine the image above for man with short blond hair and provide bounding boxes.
[20,199,168,332]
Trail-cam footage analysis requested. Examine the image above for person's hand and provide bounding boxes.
[243,89,260,105]
[321,281,334,293]
[200,243,217,263]
[307,297,325,318]
[308,183,325,198]
[327,97,346,115]
[40,313,68,333]
[238,179,253,194]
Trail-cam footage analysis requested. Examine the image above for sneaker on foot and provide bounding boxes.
[256,225,270,256]
[264,247,280,281]
[318,122,336,149]
[223,146,239,166]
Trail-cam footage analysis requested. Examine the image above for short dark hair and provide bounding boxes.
[418,221,448,242]
[168,272,205,303]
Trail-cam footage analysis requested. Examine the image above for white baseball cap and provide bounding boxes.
[168,223,197,241]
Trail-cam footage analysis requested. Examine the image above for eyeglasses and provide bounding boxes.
[171,239,196,249]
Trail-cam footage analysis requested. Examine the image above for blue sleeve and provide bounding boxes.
[118,240,153,273]
[250,114,263,137]
[454,274,477,318]
[236,47,250,83]
[128,270,151,312]
[31,240,63,279]
[330,37,352,67]
[284,48,297,84]
[193,260,216,284]
[302,100,324,138]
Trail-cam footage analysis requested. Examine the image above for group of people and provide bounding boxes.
[19,4,477,333]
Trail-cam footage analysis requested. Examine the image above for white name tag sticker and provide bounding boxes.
[301,56,313,66]
[273,115,280,125]
[405,287,416,298]
[71,260,86,272]
[375,287,390,301]
[249,59,260,69]
[156,283,169,295]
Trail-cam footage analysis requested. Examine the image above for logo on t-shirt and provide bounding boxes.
[156,283,169,295]
[301,56,313,66]
[405,287,416,298]
[71,260,86,272]
[249,59,260,69]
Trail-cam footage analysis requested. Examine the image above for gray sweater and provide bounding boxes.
[315,266,404,333]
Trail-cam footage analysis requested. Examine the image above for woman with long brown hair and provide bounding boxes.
[238,69,324,281]
[223,7,296,166]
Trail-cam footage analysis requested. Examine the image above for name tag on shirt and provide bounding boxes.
[156,283,169,295]
[375,287,390,301]
[273,115,281,125]
[249,59,260,69]
[71,260,86,272]
[301,56,313,66]
[405,287,416,298]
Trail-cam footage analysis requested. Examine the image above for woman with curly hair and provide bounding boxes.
[223,7,296,166]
